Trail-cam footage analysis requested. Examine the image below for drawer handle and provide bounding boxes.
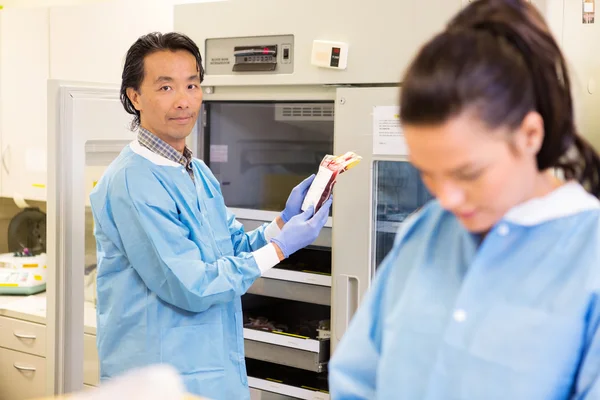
[13,363,36,372]
[13,332,36,340]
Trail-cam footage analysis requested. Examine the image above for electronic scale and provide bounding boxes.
[0,207,47,295]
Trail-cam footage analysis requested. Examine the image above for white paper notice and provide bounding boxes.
[210,145,228,163]
[373,106,408,156]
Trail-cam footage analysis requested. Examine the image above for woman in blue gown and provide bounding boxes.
[328,1,600,399]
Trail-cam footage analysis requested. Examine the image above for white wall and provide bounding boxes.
[0,0,108,7]
[47,0,224,84]
[49,0,175,84]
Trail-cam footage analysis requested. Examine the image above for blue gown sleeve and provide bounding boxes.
[107,167,262,313]
[226,208,269,255]
[573,291,600,399]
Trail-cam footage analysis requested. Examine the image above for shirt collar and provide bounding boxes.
[137,127,193,168]
[504,181,600,226]
[129,140,181,167]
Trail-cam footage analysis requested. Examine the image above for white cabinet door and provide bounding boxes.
[0,8,49,202]
[49,0,174,84]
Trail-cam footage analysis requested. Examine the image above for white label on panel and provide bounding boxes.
[25,147,47,173]
[372,106,408,156]
[583,0,595,23]
[210,145,228,163]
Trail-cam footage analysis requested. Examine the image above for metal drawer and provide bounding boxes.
[244,329,329,372]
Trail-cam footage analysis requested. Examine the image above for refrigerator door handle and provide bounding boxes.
[334,274,360,340]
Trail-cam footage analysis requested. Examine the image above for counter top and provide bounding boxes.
[0,293,97,335]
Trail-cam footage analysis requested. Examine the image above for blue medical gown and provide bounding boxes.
[90,145,269,399]
[329,192,600,399]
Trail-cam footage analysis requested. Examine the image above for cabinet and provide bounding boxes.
[0,8,49,202]
[0,302,100,398]
[49,0,174,84]
[193,98,334,399]
[0,1,174,203]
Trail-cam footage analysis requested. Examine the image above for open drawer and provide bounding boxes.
[248,248,331,306]
[242,294,330,372]
[247,358,330,400]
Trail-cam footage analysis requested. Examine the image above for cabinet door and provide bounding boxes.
[0,347,46,400]
[331,87,432,351]
[49,0,174,84]
[0,8,49,201]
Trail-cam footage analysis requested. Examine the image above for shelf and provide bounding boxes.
[244,329,329,372]
[244,328,322,352]
[262,269,331,287]
[376,220,402,234]
[249,377,330,400]
[249,387,296,400]
[247,277,330,306]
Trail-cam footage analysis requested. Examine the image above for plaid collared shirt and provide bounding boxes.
[137,127,195,182]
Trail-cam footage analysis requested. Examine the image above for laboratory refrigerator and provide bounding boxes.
[46,83,431,399]
[197,88,432,399]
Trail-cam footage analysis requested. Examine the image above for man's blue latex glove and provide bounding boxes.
[271,197,332,258]
[280,174,316,223]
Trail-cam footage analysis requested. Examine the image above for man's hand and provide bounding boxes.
[280,174,315,223]
[271,197,332,259]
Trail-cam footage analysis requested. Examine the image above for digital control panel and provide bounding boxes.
[206,35,295,75]
[233,45,278,71]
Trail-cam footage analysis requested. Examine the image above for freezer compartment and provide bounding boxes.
[272,247,330,276]
[246,358,330,400]
[243,295,330,372]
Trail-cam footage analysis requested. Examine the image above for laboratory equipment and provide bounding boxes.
[0,207,47,295]
[172,2,456,397]
[0,252,47,295]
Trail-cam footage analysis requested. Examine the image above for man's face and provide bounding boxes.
[127,50,203,152]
